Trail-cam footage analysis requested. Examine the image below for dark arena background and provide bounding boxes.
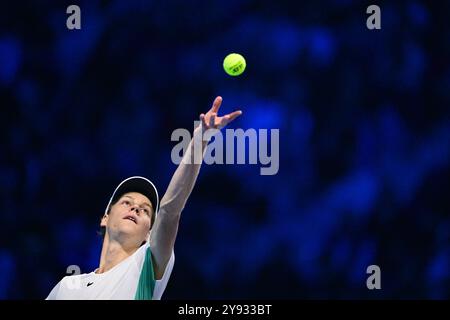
[0,1,449,300]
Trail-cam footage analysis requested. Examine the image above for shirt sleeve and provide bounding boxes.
[152,250,175,300]
[45,280,62,300]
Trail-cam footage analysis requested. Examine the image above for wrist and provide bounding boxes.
[193,126,209,146]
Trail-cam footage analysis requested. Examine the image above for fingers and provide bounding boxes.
[199,113,207,128]
[227,110,242,122]
[221,110,242,127]
[203,97,242,129]
[210,96,222,113]
[209,113,217,128]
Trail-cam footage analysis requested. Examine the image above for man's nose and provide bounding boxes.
[130,205,140,215]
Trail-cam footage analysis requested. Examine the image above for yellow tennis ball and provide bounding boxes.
[223,53,246,76]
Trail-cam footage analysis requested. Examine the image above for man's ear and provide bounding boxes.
[100,214,108,227]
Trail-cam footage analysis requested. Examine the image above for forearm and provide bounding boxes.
[159,126,207,216]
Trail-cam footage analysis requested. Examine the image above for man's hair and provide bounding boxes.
[99,196,156,238]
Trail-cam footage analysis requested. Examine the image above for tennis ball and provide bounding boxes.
[223,53,246,76]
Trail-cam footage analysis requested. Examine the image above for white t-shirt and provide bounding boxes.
[46,242,175,300]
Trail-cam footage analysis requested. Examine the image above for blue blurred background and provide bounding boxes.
[1,0,449,299]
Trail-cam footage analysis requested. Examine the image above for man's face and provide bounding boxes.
[101,192,154,246]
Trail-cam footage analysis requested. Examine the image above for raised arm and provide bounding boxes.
[149,96,242,279]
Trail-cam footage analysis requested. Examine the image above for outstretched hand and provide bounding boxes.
[199,96,242,131]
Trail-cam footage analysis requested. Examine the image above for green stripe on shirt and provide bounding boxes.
[134,247,156,300]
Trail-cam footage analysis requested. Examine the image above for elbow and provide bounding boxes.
[158,206,182,223]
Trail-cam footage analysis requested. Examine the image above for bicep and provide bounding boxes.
[149,207,180,280]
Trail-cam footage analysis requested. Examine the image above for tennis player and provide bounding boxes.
[46,96,242,299]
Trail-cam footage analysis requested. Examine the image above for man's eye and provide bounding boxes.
[123,200,130,206]
[144,209,149,215]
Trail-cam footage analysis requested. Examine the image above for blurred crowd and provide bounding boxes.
[0,1,448,298]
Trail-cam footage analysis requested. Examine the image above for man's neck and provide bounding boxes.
[97,237,138,274]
